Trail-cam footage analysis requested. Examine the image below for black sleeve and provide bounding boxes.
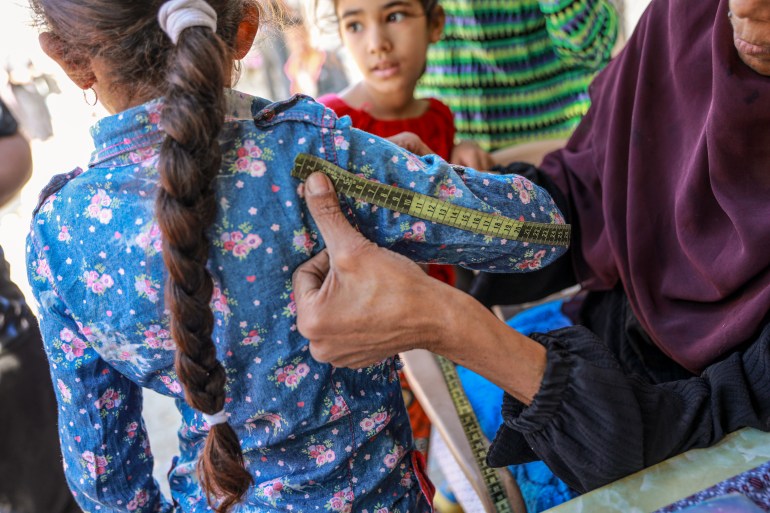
[0,100,18,137]
[486,324,770,493]
[0,243,34,351]
[469,163,578,307]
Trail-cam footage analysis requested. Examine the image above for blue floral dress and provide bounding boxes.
[26,90,567,512]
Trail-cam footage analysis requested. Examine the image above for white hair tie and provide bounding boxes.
[158,0,218,45]
[202,409,228,426]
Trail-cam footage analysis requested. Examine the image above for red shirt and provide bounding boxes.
[318,93,457,287]
[318,94,456,161]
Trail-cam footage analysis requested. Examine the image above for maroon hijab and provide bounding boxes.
[541,0,770,372]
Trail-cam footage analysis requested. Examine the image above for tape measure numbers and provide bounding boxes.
[292,153,570,246]
[437,356,515,513]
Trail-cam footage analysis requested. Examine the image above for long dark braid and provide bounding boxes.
[156,16,253,513]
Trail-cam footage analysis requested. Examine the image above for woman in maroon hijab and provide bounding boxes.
[292,0,770,492]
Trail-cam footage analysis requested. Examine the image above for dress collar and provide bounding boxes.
[88,89,269,168]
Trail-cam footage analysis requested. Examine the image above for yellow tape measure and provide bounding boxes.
[437,356,515,513]
[292,153,570,246]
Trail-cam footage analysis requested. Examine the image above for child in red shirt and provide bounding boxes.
[317,0,493,171]
[316,0,494,455]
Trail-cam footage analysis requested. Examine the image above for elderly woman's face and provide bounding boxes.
[729,0,770,75]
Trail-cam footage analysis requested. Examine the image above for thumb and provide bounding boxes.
[292,249,330,322]
[304,172,366,257]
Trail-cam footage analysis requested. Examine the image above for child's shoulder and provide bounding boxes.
[316,93,357,119]
[240,92,346,129]
[423,98,455,125]
[316,93,347,110]
[228,91,353,151]
[32,166,85,221]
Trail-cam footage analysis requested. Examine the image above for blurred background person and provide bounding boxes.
[0,97,80,513]
[418,0,619,153]
[2,58,59,141]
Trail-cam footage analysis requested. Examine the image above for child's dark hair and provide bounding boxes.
[313,0,442,32]
[29,1,257,511]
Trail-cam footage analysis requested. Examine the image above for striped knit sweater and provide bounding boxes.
[418,0,618,151]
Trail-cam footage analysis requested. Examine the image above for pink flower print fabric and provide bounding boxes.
[27,90,567,512]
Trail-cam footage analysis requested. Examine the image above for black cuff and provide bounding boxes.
[511,331,575,433]
[486,334,575,467]
[487,423,538,467]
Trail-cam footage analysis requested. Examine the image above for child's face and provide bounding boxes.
[336,0,443,99]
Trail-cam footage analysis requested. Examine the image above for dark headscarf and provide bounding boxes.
[541,0,770,372]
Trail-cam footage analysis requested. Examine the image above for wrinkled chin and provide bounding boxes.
[735,44,770,77]
[737,51,770,76]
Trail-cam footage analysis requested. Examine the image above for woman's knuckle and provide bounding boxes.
[309,342,330,362]
[298,317,316,337]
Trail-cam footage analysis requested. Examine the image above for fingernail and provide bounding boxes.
[306,172,331,194]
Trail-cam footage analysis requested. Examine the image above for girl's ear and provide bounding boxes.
[428,4,445,44]
[39,32,96,89]
[234,3,260,60]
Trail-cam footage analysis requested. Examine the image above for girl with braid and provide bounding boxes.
[25,0,567,511]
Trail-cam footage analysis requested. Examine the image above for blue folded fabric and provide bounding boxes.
[506,299,572,336]
[457,300,577,512]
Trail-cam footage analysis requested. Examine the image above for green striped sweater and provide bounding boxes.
[418,0,618,151]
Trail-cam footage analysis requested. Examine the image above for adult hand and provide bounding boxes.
[490,138,567,168]
[451,139,496,170]
[386,131,435,156]
[293,173,546,403]
[293,172,450,368]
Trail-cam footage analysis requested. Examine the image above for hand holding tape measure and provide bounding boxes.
[292,154,556,512]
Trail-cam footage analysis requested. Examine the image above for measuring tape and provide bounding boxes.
[292,153,570,246]
[437,356,515,513]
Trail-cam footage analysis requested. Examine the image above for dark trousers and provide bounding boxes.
[0,322,80,513]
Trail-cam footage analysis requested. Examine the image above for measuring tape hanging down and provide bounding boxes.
[437,356,515,513]
[292,153,570,247]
